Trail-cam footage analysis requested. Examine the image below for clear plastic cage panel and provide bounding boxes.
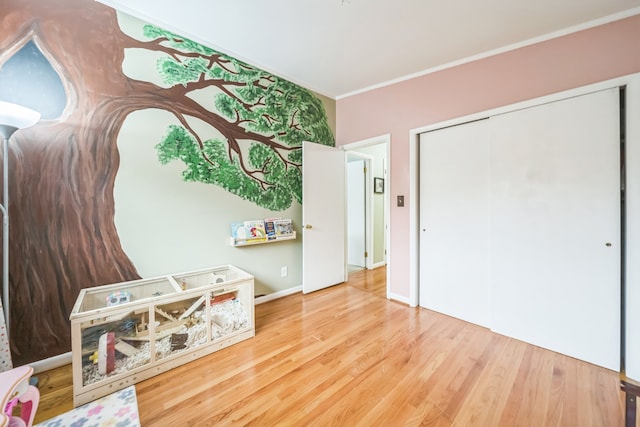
[77,277,180,313]
[153,296,208,361]
[79,308,152,386]
[208,285,252,341]
[172,265,252,290]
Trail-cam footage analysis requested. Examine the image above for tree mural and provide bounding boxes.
[150,26,334,210]
[0,0,333,364]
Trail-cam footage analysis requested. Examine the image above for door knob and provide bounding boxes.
[304,225,313,229]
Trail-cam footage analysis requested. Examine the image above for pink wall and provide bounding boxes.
[336,14,640,300]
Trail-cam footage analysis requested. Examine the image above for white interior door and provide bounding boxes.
[347,159,366,268]
[302,141,346,293]
[419,119,492,327]
[490,88,620,370]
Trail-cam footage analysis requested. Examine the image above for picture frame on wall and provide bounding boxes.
[374,177,384,194]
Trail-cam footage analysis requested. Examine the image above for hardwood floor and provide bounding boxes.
[34,266,628,426]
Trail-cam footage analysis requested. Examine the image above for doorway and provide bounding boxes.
[346,153,371,273]
[342,135,390,297]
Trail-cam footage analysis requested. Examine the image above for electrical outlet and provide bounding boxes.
[281,266,288,277]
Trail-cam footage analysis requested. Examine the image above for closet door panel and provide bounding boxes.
[419,120,491,327]
[626,77,640,381]
[490,89,620,370]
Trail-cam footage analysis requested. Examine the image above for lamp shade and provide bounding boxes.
[0,101,40,139]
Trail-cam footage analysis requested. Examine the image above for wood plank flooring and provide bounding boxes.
[34,266,629,426]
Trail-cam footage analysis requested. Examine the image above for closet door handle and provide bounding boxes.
[304,225,313,229]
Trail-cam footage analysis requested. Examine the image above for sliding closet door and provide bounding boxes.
[490,89,620,370]
[626,78,640,381]
[419,119,491,327]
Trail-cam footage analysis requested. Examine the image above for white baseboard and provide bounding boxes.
[255,285,302,305]
[31,351,71,373]
[388,292,410,306]
[371,261,386,269]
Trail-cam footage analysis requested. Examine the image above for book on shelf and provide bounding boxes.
[230,220,267,243]
[243,220,267,242]
[230,222,248,241]
[264,218,279,240]
[273,218,294,236]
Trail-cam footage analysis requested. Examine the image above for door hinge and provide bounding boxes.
[363,166,367,173]
[364,252,368,258]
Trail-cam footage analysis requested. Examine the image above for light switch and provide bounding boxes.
[397,195,405,207]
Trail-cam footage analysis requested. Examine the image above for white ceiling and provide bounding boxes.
[99,0,640,99]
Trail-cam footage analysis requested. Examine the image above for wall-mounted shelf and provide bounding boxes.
[230,232,296,247]
[230,218,295,247]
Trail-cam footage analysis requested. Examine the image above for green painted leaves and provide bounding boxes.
[147,25,334,210]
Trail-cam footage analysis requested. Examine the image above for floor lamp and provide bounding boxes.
[0,101,40,372]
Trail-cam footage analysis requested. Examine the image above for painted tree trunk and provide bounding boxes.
[1,0,140,364]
